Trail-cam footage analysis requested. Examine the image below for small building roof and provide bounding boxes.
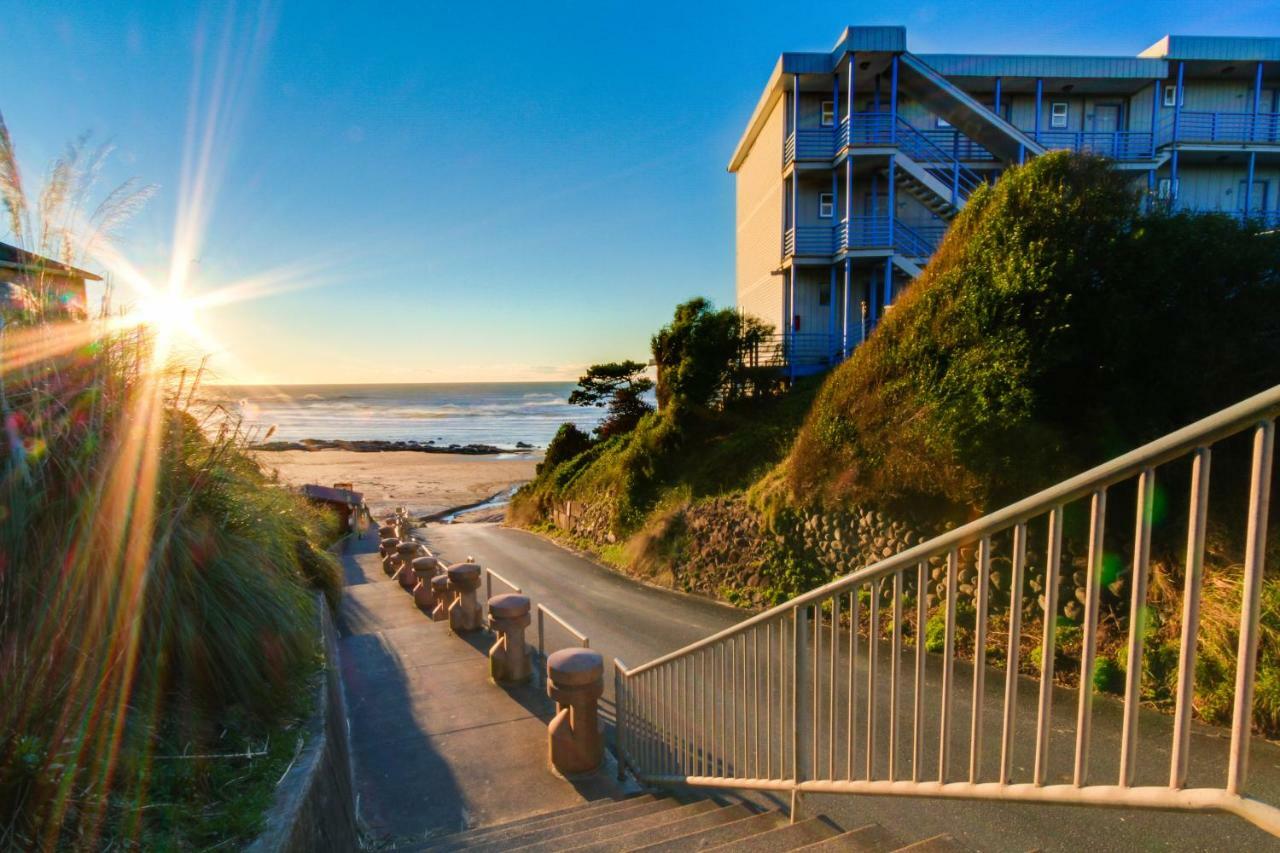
[302,483,365,505]
[0,241,103,281]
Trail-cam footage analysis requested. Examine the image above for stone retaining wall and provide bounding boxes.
[246,595,359,853]
[550,495,1129,623]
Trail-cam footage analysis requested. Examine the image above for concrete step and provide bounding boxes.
[563,804,758,853]
[512,800,720,852]
[454,797,682,852]
[794,823,903,852]
[893,834,969,852]
[419,796,656,851]
[701,816,840,851]
[629,810,788,852]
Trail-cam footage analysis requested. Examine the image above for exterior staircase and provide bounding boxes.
[413,793,967,852]
[889,157,960,220]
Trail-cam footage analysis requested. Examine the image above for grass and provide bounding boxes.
[0,317,342,848]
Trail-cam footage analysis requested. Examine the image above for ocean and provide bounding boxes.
[206,382,604,449]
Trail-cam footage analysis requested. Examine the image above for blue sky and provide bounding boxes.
[1,0,1276,383]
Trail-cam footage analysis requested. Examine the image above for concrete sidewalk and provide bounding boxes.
[334,534,619,845]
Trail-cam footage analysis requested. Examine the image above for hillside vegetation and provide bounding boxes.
[513,152,1280,735]
[786,152,1280,512]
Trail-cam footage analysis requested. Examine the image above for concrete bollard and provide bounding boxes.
[380,538,400,575]
[430,575,451,622]
[411,555,440,613]
[446,562,483,633]
[395,542,421,590]
[547,648,604,776]
[378,525,395,543]
[487,594,532,684]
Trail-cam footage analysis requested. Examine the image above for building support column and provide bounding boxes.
[886,154,896,251]
[890,55,900,143]
[882,261,893,317]
[993,77,1002,115]
[1149,78,1160,157]
[829,265,838,360]
[847,52,856,145]
[1244,151,1257,220]
[842,258,851,355]
[1169,62,1184,207]
[787,267,796,382]
[1253,61,1264,142]
[1034,78,1043,142]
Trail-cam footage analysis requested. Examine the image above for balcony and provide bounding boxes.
[1160,111,1280,145]
[783,128,837,165]
[743,331,853,377]
[785,215,948,260]
[1030,130,1155,160]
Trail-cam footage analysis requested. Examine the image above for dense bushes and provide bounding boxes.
[651,297,773,413]
[786,152,1280,511]
[0,322,342,848]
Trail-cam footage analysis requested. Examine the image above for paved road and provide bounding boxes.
[420,522,1280,852]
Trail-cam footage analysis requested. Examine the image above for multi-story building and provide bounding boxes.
[730,27,1280,374]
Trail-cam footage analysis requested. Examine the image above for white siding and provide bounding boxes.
[736,100,786,331]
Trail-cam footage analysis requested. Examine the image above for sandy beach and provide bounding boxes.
[253,449,540,517]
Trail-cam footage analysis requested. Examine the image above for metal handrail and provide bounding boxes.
[484,566,522,600]
[616,382,1280,835]
[537,602,589,659]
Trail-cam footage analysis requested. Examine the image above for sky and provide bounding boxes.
[1,0,1276,384]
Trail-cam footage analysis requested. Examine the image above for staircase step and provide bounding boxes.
[629,810,788,852]
[455,797,681,852]
[512,800,719,852]
[893,834,968,852]
[563,803,755,853]
[420,796,656,851]
[701,816,840,852]
[794,823,902,852]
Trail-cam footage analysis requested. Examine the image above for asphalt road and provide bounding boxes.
[419,521,1280,852]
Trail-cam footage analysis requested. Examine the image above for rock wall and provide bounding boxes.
[549,495,1131,623]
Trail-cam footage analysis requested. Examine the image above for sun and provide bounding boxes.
[137,289,198,336]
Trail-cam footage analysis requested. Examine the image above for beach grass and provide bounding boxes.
[0,314,342,848]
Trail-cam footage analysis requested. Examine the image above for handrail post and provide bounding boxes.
[615,661,627,781]
[792,606,811,821]
[1228,420,1275,795]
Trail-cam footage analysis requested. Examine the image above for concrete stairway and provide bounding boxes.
[414,793,968,852]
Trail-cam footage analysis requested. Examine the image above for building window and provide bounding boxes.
[1157,177,1175,200]
[1163,84,1183,107]
[821,101,835,127]
[1050,102,1069,129]
[818,193,834,218]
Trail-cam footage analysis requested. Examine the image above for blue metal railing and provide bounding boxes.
[784,128,837,164]
[745,331,860,375]
[1159,111,1280,145]
[1030,129,1155,160]
[784,226,837,257]
[787,216,948,260]
[894,219,946,258]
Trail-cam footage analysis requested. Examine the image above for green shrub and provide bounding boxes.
[925,611,947,653]
[651,297,773,413]
[539,421,594,473]
[785,152,1280,511]
[1093,657,1124,695]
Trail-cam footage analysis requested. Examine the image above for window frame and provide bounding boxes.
[818,192,835,219]
[820,100,836,127]
[1049,101,1070,129]
[1162,84,1184,108]
[1157,177,1174,200]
